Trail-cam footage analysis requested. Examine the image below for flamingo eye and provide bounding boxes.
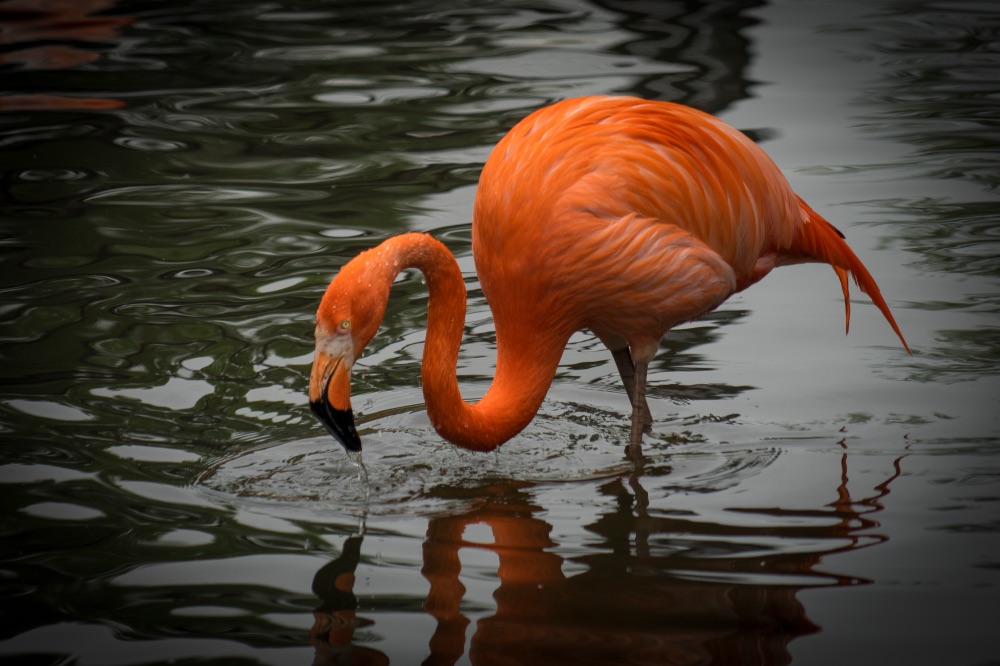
[338,319,352,332]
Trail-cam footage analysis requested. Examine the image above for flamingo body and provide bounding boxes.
[309,96,908,458]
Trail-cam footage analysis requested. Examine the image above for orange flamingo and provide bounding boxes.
[309,96,909,459]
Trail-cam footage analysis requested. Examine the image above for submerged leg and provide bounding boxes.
[611,347,653,432]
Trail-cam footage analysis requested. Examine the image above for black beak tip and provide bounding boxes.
[310,398,362,452]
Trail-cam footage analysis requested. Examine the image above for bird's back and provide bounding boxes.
[471,96,805,343]
[473,96,802,281]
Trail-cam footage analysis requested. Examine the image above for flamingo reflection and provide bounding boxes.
[311,451,905,665]
[0,0,131,110]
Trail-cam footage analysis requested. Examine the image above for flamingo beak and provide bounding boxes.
[308,350,362,452]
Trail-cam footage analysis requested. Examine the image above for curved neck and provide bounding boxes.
[383,234,565,452]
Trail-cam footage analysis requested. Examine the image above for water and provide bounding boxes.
[1,0,998,664]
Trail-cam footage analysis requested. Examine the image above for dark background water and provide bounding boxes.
[1,1,998,664]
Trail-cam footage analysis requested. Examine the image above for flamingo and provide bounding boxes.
[308,96,909,460]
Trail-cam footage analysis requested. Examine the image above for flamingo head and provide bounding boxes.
[308,253,390,452]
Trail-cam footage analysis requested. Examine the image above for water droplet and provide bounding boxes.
[346,450,370,500]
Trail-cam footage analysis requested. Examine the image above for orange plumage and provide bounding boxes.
[309,96,909,459]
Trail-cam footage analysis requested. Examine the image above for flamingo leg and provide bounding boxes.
[611,347,653,432]
[625,357,649,461]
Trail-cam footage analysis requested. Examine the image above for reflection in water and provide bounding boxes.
[0,0,131,110]
[853,3,1000,199]
[312,534,388,666]
[312,451,904,665]
[593,0,762,112]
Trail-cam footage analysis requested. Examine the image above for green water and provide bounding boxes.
[1,1,999,664]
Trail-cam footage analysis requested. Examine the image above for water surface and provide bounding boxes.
[1,1,999,664]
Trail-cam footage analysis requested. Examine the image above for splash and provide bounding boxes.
[346,449,371,502]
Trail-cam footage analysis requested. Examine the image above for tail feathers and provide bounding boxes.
[793,198,910,354]
[834,266,850,334]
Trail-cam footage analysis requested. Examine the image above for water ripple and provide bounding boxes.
[84,184,330,205]
[845,5,1000,191]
